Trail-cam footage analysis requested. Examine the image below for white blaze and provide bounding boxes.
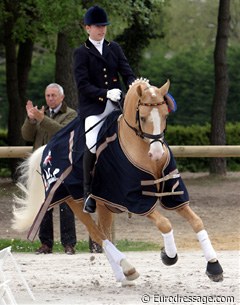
[148,108,164,161]
[149,87,156,97]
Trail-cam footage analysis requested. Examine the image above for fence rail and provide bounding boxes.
[0,145,240,158]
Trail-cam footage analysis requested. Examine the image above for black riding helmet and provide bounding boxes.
[84,5,110,26]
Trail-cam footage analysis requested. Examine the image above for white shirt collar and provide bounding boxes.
[89,38,104,46]
[89,38,104,54]
[50,103,62,114]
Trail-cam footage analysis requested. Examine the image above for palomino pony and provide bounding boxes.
[12,78,223,284]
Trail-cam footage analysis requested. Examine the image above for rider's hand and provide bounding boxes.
[107,89,122,102]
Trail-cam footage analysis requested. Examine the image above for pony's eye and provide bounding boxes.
[140,116,146,123]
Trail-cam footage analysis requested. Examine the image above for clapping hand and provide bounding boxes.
[26,100,45,122]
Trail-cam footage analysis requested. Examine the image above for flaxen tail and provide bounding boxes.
[12,145,46,232]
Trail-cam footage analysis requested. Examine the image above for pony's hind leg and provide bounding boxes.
[66,198,139,284]
[147,210,178,265]
[97,202,114,241]
[66,198,106,245]
[177,205,223,282]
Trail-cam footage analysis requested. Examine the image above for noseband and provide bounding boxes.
[124,99,167,142]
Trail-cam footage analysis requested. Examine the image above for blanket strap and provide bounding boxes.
[141,169,180,186]
[142,190,184,197]
[141,169,183,197]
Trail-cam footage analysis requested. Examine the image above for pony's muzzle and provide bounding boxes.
[148,139,165,161]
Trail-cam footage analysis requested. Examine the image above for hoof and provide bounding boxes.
[161,248,178,266]
[89,238,102,253]
[125,270,140,281]
[121,259,140,281]
[206,260,223,282]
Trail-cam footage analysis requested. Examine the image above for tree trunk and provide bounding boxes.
[18,39,34,111]
[210,0,230,175]
[55,32,78,110]
[3,11,22,179]
[3,3,34,180]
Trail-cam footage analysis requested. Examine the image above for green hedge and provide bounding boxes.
[0,129,7,146]
[166,123,240,145]
[0,123,239,176]
[0,129,10,176]
[165,123,240,172]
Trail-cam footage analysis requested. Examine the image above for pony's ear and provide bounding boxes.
[136,85,143,98]
[165,93,177,112]
[160,79,170,96]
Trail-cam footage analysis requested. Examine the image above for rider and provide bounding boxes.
[73,5,136,213]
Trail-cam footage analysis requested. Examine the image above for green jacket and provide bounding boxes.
[21,101,77,151]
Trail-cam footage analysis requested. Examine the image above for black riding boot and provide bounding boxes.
[83,148,96,213]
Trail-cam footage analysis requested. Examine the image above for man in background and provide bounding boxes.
[21,83,77,255]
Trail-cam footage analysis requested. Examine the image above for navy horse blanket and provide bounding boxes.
[27,110,189,241]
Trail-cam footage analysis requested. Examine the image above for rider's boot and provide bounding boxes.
[83,148,96,213]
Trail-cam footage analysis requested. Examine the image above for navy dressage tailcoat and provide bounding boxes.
[73,39,135,119]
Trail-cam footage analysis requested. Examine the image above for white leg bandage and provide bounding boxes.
[102,239,126,282]
[103,239,126,264]
[162,229,177,258]
[197,229,217,262]
[104,248,126,282]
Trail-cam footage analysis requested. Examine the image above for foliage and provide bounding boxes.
[139,45,240,125]
[0,239,89,253]
[0,64,7,129]
[227,46,240,121]
[159,0,239,51]
[1,0,239,129]
[0,239,159,253]
[27,52,55,106]
[116,239,159,251]
[230,0,240,41]
[0,0,167,124]
[161,0,219,51]
[165,123,240,172]
[0,129,7,145]
[0,129,9,176]
[115,0,166,73]
[0,0,239,175]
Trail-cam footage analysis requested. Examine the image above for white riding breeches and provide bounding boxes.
[85,100,118,153]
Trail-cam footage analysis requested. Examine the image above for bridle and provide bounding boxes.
[123,98,167,143]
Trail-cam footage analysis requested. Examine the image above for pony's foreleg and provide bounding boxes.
[66,198,139,284]
[102,239,140,282]
[177,205,216,261]
[177,205,223,281]
[147,210,178,265]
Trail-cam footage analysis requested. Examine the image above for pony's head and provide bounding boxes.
[123,78,173,161]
